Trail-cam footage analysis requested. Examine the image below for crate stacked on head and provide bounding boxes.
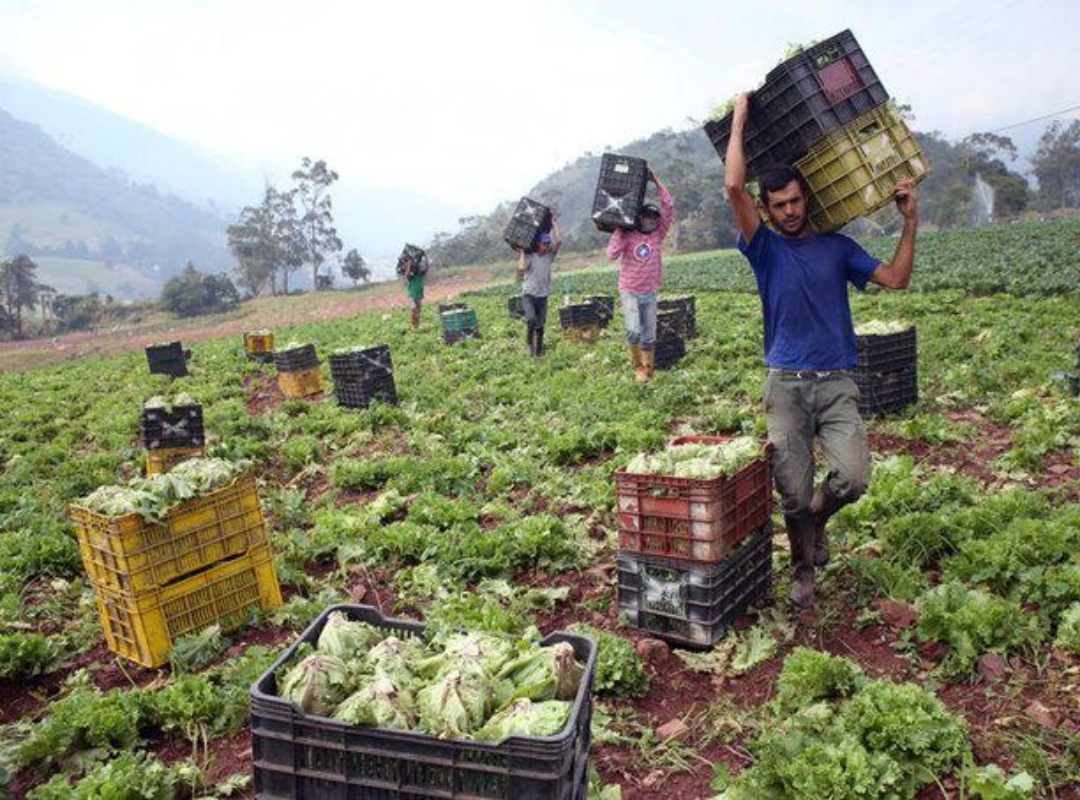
[274,343,323,399]
[145,341,190,378]
[559,301,603,344]
[68,464,282,668]
[615,435,774,648]
[504,197,553,252]
[585,295,615,328]
[329,345,398,410]
[591,153,649,232]
[250,604,597,799]
[854,323,918,416]
[397,244,428,278]
[440,305,480,344]
[704,29,928,232]
[142,397,205,475]
[244,330,274,363]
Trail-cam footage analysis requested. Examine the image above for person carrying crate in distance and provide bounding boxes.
[401,251,429,331]
[607,170,675,383]
[517,219,561,358]
[724,91,919,611]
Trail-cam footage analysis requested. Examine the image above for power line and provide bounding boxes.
[990,103,1080,133]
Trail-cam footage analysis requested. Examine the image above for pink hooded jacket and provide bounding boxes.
[606,181,675,294]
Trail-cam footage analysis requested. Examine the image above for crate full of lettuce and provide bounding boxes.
[250,604,596,799]
[615,435,773,563]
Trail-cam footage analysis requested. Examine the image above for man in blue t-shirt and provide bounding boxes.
[725,92,920,611]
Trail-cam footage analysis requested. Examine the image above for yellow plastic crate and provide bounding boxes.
[145,444,204,476]
[70,474,269,594]
[245,331,274,356]
[278,366,323,398]
[795,103,930,233]
[563,323,601,344]
[94,545,282,668]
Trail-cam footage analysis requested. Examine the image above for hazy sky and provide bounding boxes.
[2,0,1079,217]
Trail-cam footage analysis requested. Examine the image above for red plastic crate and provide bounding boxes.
[615,436,773,563]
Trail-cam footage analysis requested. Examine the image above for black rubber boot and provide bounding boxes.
[784,514,817,610]
[535,327,545,358]
[810,483,843,567]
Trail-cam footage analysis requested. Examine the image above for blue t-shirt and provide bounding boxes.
[737,226,880,370]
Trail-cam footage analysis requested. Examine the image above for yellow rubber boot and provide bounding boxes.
[641,348,654,381]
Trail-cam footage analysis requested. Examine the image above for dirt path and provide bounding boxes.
[0,269,500,372]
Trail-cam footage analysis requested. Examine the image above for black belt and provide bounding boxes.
[769,368,850,380]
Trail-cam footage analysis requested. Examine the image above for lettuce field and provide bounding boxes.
[1,219,1080,798]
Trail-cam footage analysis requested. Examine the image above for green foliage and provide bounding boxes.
[0,632,56,679]
[566,623,649,698]
[159,262,240,317]
[168,624,229,674]
[1053,602,1080,652]
[775,647,867,712]
[26,751,189,800]
[962,760,1036,799]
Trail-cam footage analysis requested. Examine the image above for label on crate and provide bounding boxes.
[641,565,688,617]
[614,163,630,174]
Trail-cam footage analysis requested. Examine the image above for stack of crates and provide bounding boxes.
[142,400,205,475]
[703,29,928,232]
[615,436,774,648]
[559,302,602,344]
[658,296,697,339]
[504,197,553,252]
[329,345,398,410]
[244,330,275,363]
[654,308,686,371]
[854,326,918,416]
[274,344,323,398]
[251,604,597,798]
[145,341,190,378]
[441,306,480,345]
[585,295,615,328]
[591,153,649,232]
[69,472,282,668]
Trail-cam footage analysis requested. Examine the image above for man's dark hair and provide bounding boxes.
[758,166,810,205]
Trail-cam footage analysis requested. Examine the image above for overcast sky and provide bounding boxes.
[2,0,1079,218]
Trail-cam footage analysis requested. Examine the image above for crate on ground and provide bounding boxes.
[591,153,649,232]
[141,403,204,450]
[278,366,324,399]
[584,295,615,328]
[274,344,319,374]
[335,375,398,410]
[504,197,553,252]
[618,522,773,648]
[145,341,190,378]
[328,345,393,384]
[854,367,918,417]
[657,296,697,338]
[145,445,205,476]
[615,435,772,563]
[796,102,929,232]
[441,306,479,335]
[653,336,686,371]
[250,603,595,800]
[95,545,282,668]
[563,324,601,345]
[439,301,469,314]
[244,331,275,362]
[703,29,891,175]
[508,295,526,321]
[558,303,601,329]
[70,473,269,594]
[443,329,482,345]
[855,326,916,371]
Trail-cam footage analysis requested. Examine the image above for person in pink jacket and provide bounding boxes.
[606,170,675,382]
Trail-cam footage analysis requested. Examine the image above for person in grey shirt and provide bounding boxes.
[517,220,561,357]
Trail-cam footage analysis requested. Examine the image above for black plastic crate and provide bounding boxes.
[328,346,394,384]
[703,29,890,176]
[274,344,320,374]
[854,367,918,416]
[653,336,686,371]
[443,329,482,346]
[397,244,428,278]
[141,404,204,450]
[508,296,526,321]
[250,604,594,800]
[558,303,601,329]
[618,522,773,648]
[145,342,190,378]
[855,326,916,372]
[584,296,614,327]
[504,197,553,252]
[658,296,697,339]
[591,154,649,232]
[335,378,398,410]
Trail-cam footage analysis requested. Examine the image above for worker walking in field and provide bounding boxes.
[517,220,561,358]
[401,251,428,331]
[606,170,675,383]
[725,91,920,611]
